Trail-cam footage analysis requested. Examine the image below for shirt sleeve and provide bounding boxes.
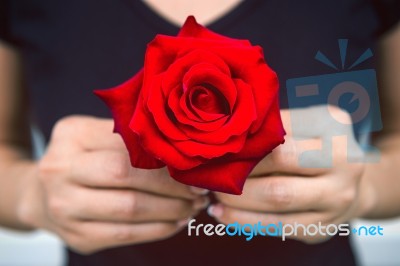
[373,0,400,35]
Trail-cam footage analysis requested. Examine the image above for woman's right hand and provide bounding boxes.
[18,116,209,254]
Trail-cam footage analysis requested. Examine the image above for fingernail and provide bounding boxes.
[190,187,209,195]
[193,197,210,210]
[207,204,223,218]
[177,217,192,227]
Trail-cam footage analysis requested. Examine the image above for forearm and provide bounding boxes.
[361,23,400,219]
[361,134,400,219]
[0,147,37,230]
[0,42,39,230]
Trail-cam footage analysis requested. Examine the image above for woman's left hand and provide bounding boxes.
[210,105,375,243]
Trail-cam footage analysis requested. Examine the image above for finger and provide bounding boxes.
[70,187,209,223]
[208,204,331,243]
[251,137,330,177]
[215,176,328,213]
[70,220,186,254]
[70,150,206,200]
[284,106,353,138]
[52,116,125,152]
[279,109,292,135]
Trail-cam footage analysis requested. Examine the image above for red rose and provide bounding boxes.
[95,16,285,195]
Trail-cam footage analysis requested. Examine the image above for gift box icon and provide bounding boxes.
[286,39,382,166]
[286,39,382,136]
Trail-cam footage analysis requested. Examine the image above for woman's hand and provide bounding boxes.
[18,116,209,254]
[210,106,375,243]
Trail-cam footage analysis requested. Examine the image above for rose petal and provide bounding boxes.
[179,79,257,144]
[188,86,227,116]
[144,36,271,133]
[199,45,279,133]
[171,131,247,159]
[94,70,164,169]
[161,49,231,96]
[167,84,203,123]
[130,97,205,170]
[146,74,189,141]
[168,86,229,132]
[178,16,251,47]
[168,98,285,194]
[179,87,226,123]
[168,158,259,195]
[232,98,286,160]
[144,34,263,90]
[183,62,237,113]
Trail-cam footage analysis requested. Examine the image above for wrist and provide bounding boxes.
[356,162,378,219]
[14,161,43,230]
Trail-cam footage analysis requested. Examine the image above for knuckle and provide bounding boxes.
[270,147,284,165]
[214,193,228,204]
[271,138,297,166]
[37,155,68,187]
[37,155,60,180]
[104,153,129,179]
[152,224,178,241]
[328,105,352,124]
[263,180,293,208]
[37,156,52,181]
[47,198,66,221]
[52,116,83,139]
[175,202,193,219]
[117,193,139,217]
[352,163,365,180]
[217,206,233,222]
[113,226,135,242]
[340,188,356,208]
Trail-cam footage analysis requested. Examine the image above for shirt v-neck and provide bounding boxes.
[123,0,262,34]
